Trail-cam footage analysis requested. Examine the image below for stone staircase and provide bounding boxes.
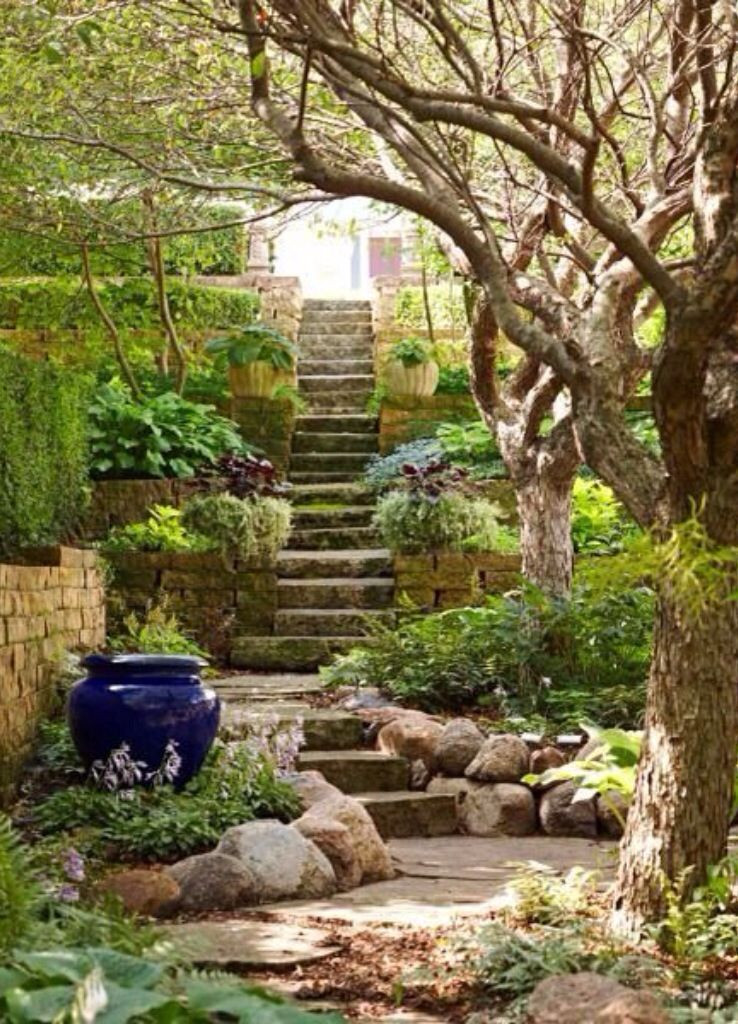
[222,298,457,838]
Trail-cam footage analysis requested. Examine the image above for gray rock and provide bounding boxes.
[166,852,257,912]
[465,733,530,782]
[427,778,536,836]
[539,781,597,838]
[527,972,668,1023]
[596,791,630,838]
[434,718,485,776]
[337,687,395,711]
[217,819,337,901]
[530,746,566,774]
[284,770,342,810]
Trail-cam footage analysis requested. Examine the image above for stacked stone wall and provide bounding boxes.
[394,551,521,609]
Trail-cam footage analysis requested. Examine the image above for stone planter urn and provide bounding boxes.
[385,359,439,397]
[229,362,295,399]
[68,654,220,788]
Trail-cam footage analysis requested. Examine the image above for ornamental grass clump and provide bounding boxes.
[373,460,501,554]
[180,491,291,562]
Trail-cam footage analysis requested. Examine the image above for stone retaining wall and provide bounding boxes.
[394,551,521,609]
[80,478,218,541]
[379,394,478,453]
[0,546,105,805]
[229,397,297,476]
[106,550,278,663]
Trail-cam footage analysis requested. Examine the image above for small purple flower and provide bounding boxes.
[90,743,147,792]
[62,847,85,883]
[58,884,80,903]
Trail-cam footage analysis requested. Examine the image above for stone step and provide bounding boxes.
[297,750,410,794]
[303,299,371,311]
[290,471,364,485]
[300,374,375,394]
[290,452,371,474]
[291,481,376,504]
[277,548,392,579]
[299,358,374,376]
[303,393,372,413]
[221,703,363,751]
[298,339,374,360]
[211,673,326,701]
[278,577,395,610]
[296,414,377,435]
[292,505,375,528]
[300,324,373,338]
[356,791,459,839]
[292,432,378,455]
[301,310,373,324]
[274,608,393,637]
[289,526,379,550]
[231,635,369,671]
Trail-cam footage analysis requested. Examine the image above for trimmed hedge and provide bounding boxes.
[0,350,90,556]
[0,277,259,331]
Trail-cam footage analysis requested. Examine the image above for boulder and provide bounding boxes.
[284,770,342,811]
[427,778,536,836]
[217,820,337,901]
[97,869,180,919]
[434,718,485,776]
[465,733,530,782]
[292,794,394,890]
[166,852,258,912]
[377,716,444,769]
[596,791,630,838]
[527,972,668,1024]
[409,758,431,790]
[539,781,597,838]
[530,746,566,774]
[337,687,395,711]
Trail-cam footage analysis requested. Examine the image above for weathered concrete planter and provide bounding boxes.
[229,362,296,398]
[106,550,278,663]
[384,359,439,398]
[393,551,521,609]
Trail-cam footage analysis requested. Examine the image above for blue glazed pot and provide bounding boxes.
[68,654,220,788]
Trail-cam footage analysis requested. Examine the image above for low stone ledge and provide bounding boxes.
[394,550,521,609]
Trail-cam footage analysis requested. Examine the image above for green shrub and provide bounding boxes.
[104,505,213,553]
[206,322,298,369]
[0,277,258,331]
[572,478,640,553]
[88,383,248,478]
[323,577,653,722]
[436,364,470,393]
[388,335,434,366]
[435,419,506,478]
[395,283,466,330]
[0,350,89,556]
[373,490,501,554]
[34,738,299,862]
[181,492,292,561]
[0,817,40,955]
[363,438,444,491]
[108,601,207,657]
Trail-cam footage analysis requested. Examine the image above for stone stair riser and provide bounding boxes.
[292,506,375,528]
[303,395,372,413]
[300,323,373,337]
[230,635,373,671]
[221,705,363,751]
[300,375,374,394]
[278,578,394,610]
[290,471,364,485]
[291,482,376,504]
[301,310,373,324]
[357,793,459,839]
[292,432,378,454]
[277,549,392,579]
[296,415,377,435]
[299,359,374,376]
[298,336,374,356]
[289,526,379,550]
[290,452,372,473]
[303,300,371,311]
[274,608,393,636]
[298,751,410,794]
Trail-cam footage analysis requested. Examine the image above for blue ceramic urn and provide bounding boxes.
[68,654,220,788]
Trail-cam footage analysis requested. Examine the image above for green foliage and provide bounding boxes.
[436,364,470,394]
[363,438,444,491]
[0,349,90,556]
[323,575,653,721]
[33,738,299,862]
[0,278,258,331]
[108,601,207,657]
[395,283,466,330]
[104,505,213,554]
[572,478,639,554]
[88,384,248,479]
[652,857,738,962]
[435,420,506,478]
[373,490,501,554]
[0,817,40,956]
[205,322,297,369]
[503,864,601,927]
[0,946,341,1024]
[180,492,292,561]
[388,335,434,367]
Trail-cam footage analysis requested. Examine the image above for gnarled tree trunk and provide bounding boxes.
[612,577,738,936]
[516,471,575,598]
